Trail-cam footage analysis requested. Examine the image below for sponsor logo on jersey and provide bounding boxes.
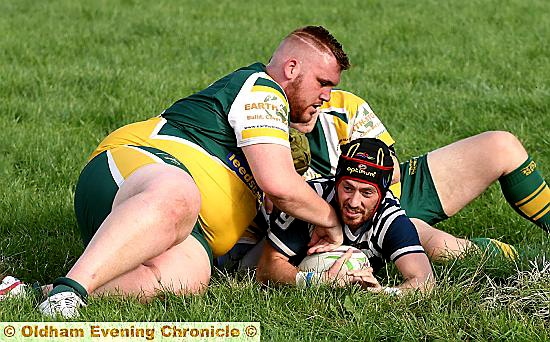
[244,102,281,111]
[244,99,288,125]
[227,152,263,205]
[408,158,418,175]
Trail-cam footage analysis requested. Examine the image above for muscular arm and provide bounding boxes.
[393,253,434,293]
[256,243,299,285]
[243,143,340,230]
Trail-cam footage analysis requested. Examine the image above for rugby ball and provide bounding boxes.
[298,245,369,272]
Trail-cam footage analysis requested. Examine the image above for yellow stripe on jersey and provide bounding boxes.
[321,89,365,110]
[242,127,288,140]
[251,85,289,108]
[377,131,395,148]
[332,115,349,143]
[517,185,550,219]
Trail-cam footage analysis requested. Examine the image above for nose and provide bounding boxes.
[320,87,331,102]
[347,191,362,208]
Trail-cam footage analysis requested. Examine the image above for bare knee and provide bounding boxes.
[477,131,528,174]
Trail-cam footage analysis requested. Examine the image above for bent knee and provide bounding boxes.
[478,131,527,169]
[478,131,524,153]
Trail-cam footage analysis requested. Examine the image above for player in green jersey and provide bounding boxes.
[295,90,549,258]
[38,26,351,318]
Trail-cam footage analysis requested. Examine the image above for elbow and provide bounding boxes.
[421,270,436,292]
[255,263,270,285]
[259,174,300,202]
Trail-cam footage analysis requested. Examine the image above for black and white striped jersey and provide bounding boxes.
[268,177,425,272]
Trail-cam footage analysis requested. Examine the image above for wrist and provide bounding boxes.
[295,271,324,287]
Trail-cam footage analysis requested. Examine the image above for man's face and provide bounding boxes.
[286,54,341,124]
[337,179,380,230]
[289,110,319,133]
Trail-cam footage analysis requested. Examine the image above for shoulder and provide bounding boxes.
[306,177,336,199]
[322,89,368,109]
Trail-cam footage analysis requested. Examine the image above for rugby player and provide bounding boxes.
[300,89,550,233]
[220,89,533,269]
[256,137,434,293]
[38,26,351,318]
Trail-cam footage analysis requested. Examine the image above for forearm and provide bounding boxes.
[396,274,435,293]
[243,144,339,228]
[256,247,299,285]
[393,253,435,294]
[267,173,339,227]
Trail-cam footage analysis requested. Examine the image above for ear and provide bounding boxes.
[283,58,301,80]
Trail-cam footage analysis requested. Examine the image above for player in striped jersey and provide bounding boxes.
[257,138,434,293]
[39,26,351,318]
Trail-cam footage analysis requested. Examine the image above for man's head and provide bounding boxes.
[266,26,350,125]
[335,138,394,229]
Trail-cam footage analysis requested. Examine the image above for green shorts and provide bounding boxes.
[73,145,213,265]
[399,154,448,225]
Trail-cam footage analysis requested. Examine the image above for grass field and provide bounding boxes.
[1,0,549,340]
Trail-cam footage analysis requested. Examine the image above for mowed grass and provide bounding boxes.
[0,0,549,340]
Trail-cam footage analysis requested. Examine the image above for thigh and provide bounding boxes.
[74,146,195,245]
[426,132,527,216]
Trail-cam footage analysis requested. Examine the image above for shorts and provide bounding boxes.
[73,145,213,265]
[87,117,259,257]
[399,154,448,225]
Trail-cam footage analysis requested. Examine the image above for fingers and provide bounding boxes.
[263,195,274,214]
[307,243,340,255]
[327,249,353,275]
[307,231,322,248]
[346,268,381,289]
[307,225,343,249]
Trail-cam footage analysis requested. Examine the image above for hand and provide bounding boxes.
[263,195,274,215]
[346,268,382,290]
[307,222,343,255]
[323,248,353,286]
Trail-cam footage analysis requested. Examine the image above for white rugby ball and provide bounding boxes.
[298,245,369,272]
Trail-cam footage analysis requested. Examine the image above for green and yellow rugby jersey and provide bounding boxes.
[90,63,291,256]
[303,89,400,196]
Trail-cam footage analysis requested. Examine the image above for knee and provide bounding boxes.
[145,180,201,242]
[481,131,522,149]
[479,131,527,168]
[161,191,201,242]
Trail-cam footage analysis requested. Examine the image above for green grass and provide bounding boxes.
[1,0,549,340]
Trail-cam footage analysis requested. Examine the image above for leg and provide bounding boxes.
[94,234,211,299]
[412,218,518,262]
[67,162,202,294]
[427,131,527,216]
[411,218,471,261]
